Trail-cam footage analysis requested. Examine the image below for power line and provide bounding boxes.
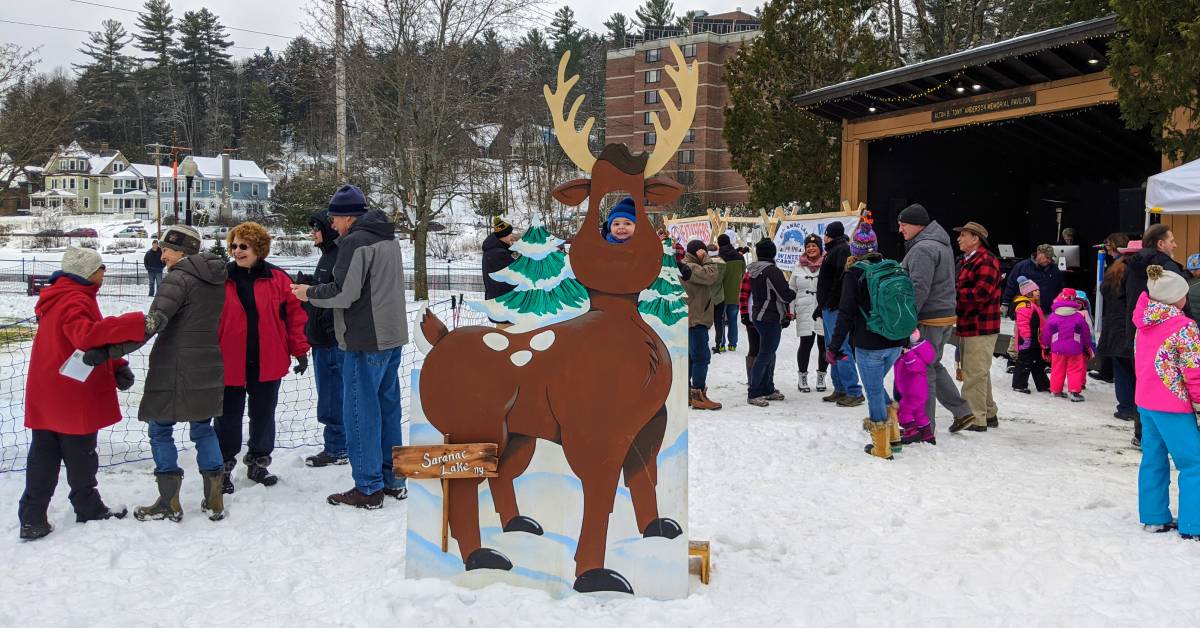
[0,16,270,51]
[65,0,295,39]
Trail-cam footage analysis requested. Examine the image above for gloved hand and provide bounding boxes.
[811,308,821,321]
[83,345,115,366]
[144,310,167,338]
[740,314,751,327]
[826,349,846,363]
[781,318,791,329]
[293,355,309,376]
[114,364,135,391]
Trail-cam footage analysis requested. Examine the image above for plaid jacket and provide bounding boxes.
[956,247,1002,337]
[738,272,751,315]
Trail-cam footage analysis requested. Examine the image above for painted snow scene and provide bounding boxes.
[408,215,691,598]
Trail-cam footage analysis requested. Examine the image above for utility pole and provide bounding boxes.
[335,0,348,181]
[146,141,192,235]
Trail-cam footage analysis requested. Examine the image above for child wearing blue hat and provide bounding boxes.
[605,196,637,244]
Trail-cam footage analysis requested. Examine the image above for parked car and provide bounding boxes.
[66,228,98,237]
[203,225,230,240]
[114,227,148,239]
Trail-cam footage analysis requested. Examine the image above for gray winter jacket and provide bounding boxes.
[901,221,957,320]
[308,209,408,352]
[140,252,228,422]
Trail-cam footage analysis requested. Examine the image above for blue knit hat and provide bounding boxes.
[328,185,367,216]
[849,221,878,256]
[607,196,636,229]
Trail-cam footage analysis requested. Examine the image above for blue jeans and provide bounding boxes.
[715,303,739,349]
[1138,407,1200,535]
[149,420,223,475]
[342,347,405,495]
[688,325,711,389]
[148,269,162,297]
[750,321,782,398]
[821,309,862,396]
[1112,357,1136,416]
[856,347,901,422]
[313,345,347,457]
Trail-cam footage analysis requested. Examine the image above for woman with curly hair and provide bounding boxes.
[213,222,309,491]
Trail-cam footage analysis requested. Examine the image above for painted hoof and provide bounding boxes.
[464,547,512,571]
[573,568,634,594]
[503,515,544,535]
[642,517,683,539]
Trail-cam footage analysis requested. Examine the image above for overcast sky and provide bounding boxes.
[1,0,755,74]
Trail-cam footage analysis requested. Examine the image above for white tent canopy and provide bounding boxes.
[1146,157,1200,215]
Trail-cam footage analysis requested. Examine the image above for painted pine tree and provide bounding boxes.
[472,218,590,328]
[638,239,689,357]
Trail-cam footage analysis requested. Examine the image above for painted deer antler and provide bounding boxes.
[543,51,597,174]
[644,42,698,179]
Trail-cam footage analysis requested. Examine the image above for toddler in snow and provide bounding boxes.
[1041,287,1095,402]
[894,329,937,445]
[1132,265,1200,539]
[1011,276,1050,393]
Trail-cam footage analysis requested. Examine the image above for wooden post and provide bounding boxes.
[441,434,450,553]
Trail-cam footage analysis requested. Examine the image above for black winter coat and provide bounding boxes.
[1097,261,1130,359]
[829,253,906,353]
[299,211,339,348]
[144,248,165,272]
[1123,247,1189,353]
[748,259,796,324]
[816,236,851,310]
[482,233,518,300]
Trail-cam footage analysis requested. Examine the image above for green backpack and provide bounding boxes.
[852,258,918,341]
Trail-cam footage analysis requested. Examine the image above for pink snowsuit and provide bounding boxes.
[894,339,936,432]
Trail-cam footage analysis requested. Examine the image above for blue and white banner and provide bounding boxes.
[773,215,860,272]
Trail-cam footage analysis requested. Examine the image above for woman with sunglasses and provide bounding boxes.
[213,222,309,492]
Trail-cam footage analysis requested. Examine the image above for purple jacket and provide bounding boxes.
[1041,298,1095,356]
[894,339,935,400]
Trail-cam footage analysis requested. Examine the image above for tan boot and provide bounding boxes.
[864,420,893,460]
[688,388,700,409]
[693,388,722,411]
[887,403,902,452]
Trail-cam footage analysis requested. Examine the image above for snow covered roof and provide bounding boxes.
[110,170,139,180]
[89,155,116,175]
[31,189,77,198]
[468,124,503,150]
[126,163,162,178]
[60,141,90,158]
[184,156,270,182]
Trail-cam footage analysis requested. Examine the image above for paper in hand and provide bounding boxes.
[59,349,94,383]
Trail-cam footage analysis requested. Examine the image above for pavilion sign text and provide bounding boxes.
[931,92,1037,122]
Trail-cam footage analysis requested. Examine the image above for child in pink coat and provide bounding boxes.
[894,329,937,445]
[1133,265,1200,539]
[1042,288,1095,402]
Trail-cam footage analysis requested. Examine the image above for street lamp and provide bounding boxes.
[181,159,199,226]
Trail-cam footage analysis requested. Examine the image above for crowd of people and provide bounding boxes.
[16,191,1200,546]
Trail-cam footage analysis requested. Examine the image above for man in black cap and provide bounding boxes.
[482,216,520,327]
[897,203,973,430]
[815,221,863,406]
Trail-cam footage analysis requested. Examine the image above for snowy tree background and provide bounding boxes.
[470,218,589,329]
[638,239,688,357]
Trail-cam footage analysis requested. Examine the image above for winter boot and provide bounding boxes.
[798,372,811,393]
[220,459,236,495]
[864,420,893,460]
[748,397,769,407]
[77,506,128,523]
[688,388,702,409]
[305,451,349,468]
[713,344,725,354]
[201,470,226,521]
[901,423,937,446]
[886,403,902,452]
[822,390,846,403]
[327,487,384,509]
[816,371,827,392]
[244,454,279,487]
[765,390,785,401]
[19,522,53,541]
[948,414,977,434]
[135,473,184,522]
[836,395,865,408]
[1070,393,1085,403]
[693,389,722,411]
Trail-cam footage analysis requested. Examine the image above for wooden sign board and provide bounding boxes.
[932,92,1036,122]
[393,443,499,480]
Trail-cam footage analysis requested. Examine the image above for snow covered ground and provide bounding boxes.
[2,328,1198,625]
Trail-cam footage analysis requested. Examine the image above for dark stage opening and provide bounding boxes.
[867,103,1159,293]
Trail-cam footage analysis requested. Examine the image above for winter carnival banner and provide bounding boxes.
[773,215,860,272]
[666,218,713,246]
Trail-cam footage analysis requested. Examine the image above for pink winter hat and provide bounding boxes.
[1017,276,1038,296]
[909,328,921,344]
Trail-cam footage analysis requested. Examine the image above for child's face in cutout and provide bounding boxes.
[610,217,635,241]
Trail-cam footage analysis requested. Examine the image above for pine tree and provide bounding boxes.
[472,219,589,327]
[74,19,134,147]
[239,81,281,163]
[604,13,631,48]
[635,0,675,29]
[638,239,689,356]
[174,8,232,84]
[134,0,176,66]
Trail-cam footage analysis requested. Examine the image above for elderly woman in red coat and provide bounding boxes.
[19,246,146,540]
[213,222,309,492]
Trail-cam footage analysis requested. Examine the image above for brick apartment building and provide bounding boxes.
[605,10,760,209]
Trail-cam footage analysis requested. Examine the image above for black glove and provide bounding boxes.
[145,310,167,338]
[740,314,751,327]
[811,308,822,321]
[293,355,309,375]
[83,346,114,366]
[781,318,791,329]
[114,364,135,391]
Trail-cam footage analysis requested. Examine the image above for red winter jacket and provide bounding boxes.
[218,262,309,386]
[26,273,146,435]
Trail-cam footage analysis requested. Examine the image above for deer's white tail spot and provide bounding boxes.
[510,350,533,367]
[414,305,432,354]
[483,333,510,352]
[530,330,556,352]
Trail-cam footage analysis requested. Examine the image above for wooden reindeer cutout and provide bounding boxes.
[414,43,697,595]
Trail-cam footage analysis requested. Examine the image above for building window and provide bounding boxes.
[59,160,67,170]
[645,48,661,63]
[645,90,660,104]
[69,178,76,189]
[209,181,217,193]
[681,44,697,58]
[233,182,241,193]
[678,150,695,164]
[83,179,89,190]
[645,132,657,146]
[112,162,124,172]
[677,171,696,185]
[83,198,89,209]
[644,111,655,125]
[252,183,260,196]
[645,69,660,84]
[684,129,696,143]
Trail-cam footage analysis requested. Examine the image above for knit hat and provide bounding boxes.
[1017,276,1039,296]
[755,238,776,260]
[849,222,878,256]
[717,233,731,247]
[62,245,103,278]
[160,225,202,256]
[909,328,922,345]
[327,184,367,216]
[825,221,845,239]
[607,196,636,228]
[492,215,513,239]
[803,234,823,252]
[1147,265,1190,305]
[897,203,930,226]
[686,239,707,257]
